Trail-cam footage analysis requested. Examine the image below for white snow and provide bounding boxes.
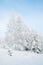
[0,48,43,65]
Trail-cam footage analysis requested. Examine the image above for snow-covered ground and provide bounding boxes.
[0,48,43,65]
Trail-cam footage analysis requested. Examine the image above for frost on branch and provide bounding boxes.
[5,15,43,54]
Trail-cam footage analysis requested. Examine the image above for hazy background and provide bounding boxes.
[0,0,43,39]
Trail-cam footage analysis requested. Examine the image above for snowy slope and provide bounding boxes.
[0,48,43,65]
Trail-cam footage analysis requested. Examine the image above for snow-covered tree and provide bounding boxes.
[31,31,42,53]
[5,15,43,54]
[5,16,24,50]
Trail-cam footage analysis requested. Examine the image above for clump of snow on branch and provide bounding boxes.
[5,15,43,54]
